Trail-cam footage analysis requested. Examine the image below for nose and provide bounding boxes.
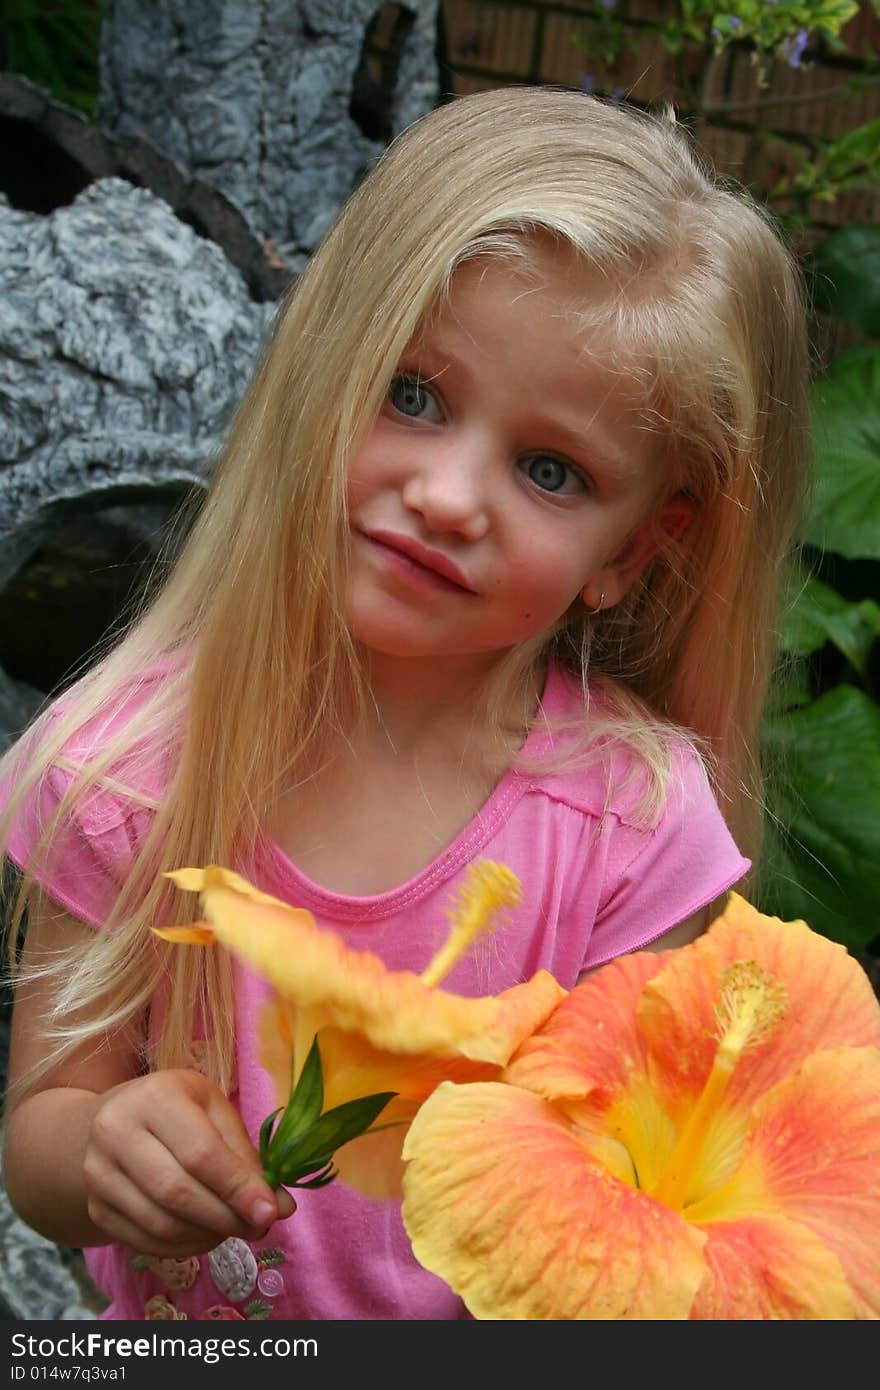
[400,431,491,541]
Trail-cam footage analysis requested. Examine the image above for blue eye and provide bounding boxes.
[388,374,441,420]
[520,454,586,496]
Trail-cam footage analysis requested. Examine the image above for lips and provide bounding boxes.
[361,529,477,593]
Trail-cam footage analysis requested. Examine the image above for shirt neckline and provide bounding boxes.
[257,665,573,921]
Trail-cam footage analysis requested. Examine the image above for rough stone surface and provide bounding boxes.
[99,0,442,269]
[0,668,43,756]
[0,73,294,302]
[0,1143,104,1320]
[0,179,273,595]
[0,987,105,1319]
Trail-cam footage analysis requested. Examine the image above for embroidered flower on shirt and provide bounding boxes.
[241,1298,273,1320]
[144,1294,188,1319]
[136,1254,200,1290]
[207,1236,259,1303]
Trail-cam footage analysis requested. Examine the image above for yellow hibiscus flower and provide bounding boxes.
[400,894,880,1320]
[157,861,566,1196]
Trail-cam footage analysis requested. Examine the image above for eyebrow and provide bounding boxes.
[403,339,644,483]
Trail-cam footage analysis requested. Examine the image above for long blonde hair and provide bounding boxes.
[1,87,809,1096]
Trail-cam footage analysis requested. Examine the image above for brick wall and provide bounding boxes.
[434,0,880,238]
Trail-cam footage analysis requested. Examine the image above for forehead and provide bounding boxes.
[406,245,671,494]
[416,243,655,408]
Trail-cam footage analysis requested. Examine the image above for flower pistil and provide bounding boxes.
[649,960,789,1211]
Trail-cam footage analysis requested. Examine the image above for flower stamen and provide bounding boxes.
[649,960,789,1212]
[419,861,521,988]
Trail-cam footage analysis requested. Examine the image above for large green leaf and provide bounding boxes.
[760,685,880,951]
[780,571,880,673]
[809,225,880,336]
[806,347,880,561]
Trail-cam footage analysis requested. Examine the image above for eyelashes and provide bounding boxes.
[387,373,444,422]
[385,372,590,497]
[517,455,588,496]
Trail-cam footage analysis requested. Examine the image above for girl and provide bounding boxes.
[1,87,808,1320]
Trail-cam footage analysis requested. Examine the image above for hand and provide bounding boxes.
[82,1069,296,1257]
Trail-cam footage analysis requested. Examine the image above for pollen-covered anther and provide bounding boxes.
[420,861,522,988]
[714,960,789,1060]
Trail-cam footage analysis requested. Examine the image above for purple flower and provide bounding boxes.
[580,74,596,94]
[730,16,742,28]
[779,27,809,67]
[598,0,617,9]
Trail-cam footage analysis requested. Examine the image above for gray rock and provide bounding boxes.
[99,0,442,269]
[0,179,273,591]
[0,666,43,755]
[0,1130,102,1319]
[0,73,293,303]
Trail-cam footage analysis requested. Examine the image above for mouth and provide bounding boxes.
[359,529,477,594]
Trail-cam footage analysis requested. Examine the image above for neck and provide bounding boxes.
[357,648,540,760]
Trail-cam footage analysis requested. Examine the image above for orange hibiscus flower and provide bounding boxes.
[401,894,880,1319]
[157,862,565,1196]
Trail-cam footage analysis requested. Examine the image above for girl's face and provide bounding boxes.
[345,248,686,671]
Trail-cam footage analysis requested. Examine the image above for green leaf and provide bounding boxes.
[271,1091,397,1179]
[780,573,880,673]
[760,685,880,950]
[807,347,880,561]
[258,1107,281,1165]
[809,225,880,336]
[269,1035,324,1152]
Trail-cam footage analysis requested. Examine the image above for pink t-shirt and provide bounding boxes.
[1,665,748,1320]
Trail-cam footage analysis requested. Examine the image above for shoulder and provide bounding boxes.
[521,664,715,832]
[1,657,184,925]
[42,659,182,822]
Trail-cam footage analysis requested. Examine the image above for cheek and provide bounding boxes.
[346,432,389,503]
[506,544,590,613]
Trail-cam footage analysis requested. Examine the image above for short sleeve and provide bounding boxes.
[1,755,155,929]
[0,674,171,936]
[582,745,750,970]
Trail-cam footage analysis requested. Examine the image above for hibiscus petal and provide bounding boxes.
[169,869,564,1064]
[316,1026,501,1110]
[401,1081,707,1320]
[153,923,215,945]
[503,950,664,1100]
[333,1123,412,1200]
[690,1212,855,1319]
[638,895,880,1114]
[689,1046,880,1319]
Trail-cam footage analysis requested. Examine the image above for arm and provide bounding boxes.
[3,894,294,1255]
[576,904,709,984]
[641,904,709,953]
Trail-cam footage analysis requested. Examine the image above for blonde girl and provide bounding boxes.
[1,86,808,1320]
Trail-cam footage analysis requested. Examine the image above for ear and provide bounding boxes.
[581,493,695,611]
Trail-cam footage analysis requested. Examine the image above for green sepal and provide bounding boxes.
[290,1160,337,1189]
[259,1032,397,1190]
[258,1107,282,1167]
[263,1088,397,1188]
[268,1036,325,1153]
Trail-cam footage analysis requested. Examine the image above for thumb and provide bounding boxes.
[274,1187,298,1221]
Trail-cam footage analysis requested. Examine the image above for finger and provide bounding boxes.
[86,1178,221,1267]
[112,1129,260,1238]
[148,1098,280,1231]
[276,1188,297,1220]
